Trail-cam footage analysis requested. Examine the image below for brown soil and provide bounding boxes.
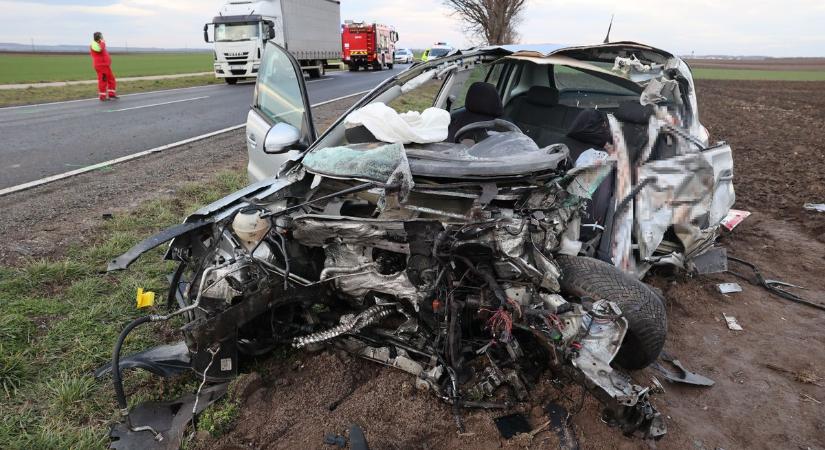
[696,80,825,242]
[687,58,825,71]
[205,80,825,450]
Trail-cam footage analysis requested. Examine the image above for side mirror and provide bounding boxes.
[203,24,212,43]
[263,122,300,154]
[266,21,276,39]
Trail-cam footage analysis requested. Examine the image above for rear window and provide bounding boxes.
[553,65,637,96]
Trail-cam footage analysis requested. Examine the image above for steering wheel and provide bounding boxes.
[453,119,522,143]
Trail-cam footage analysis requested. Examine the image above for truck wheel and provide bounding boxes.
[555,255,667,370]
[225,78,238,85]
[347,64,357,72]
[388,63,394,69]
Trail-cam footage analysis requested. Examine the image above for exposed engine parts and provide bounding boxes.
[104,165,669,441]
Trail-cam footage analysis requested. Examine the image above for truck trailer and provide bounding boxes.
[341,21,399,71]
[204,0,341,83]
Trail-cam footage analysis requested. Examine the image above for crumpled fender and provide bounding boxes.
[107,221,210,272]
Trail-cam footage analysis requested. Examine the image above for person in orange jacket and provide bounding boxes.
[90,32,117,101]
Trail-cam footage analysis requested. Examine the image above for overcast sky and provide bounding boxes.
[2,0,824,56]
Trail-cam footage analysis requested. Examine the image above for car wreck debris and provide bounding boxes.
[722,313,743,331]
[728,256,825,312]
[717,283,742,295]
[101,41,742,445]
[652,352,715,387]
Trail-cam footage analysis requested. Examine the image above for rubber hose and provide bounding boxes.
[112,316,153,410]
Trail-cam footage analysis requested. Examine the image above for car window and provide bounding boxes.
[255,45,306,133]
[553,65,637,96]
[388,78,443,113]
[449,64,494,111]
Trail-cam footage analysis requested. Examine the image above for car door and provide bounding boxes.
[246,42,316,182]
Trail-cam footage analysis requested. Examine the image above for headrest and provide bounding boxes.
[526,85,560,106]
[465,82,503,117]
[615,101,654,124]
[567,109,612,147]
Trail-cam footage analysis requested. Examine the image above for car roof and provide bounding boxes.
[474,41,675,59]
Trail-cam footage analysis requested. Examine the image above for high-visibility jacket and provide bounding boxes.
[90,40,112,67]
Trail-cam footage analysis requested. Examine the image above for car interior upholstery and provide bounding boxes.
[503,85,584,148]
[447,82,505,141]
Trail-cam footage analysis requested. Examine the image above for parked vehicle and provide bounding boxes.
[204,0,341,83]
[341,21,399,71]
[394,48,414,64]
[421,42,454,61]
[104,41,735,446]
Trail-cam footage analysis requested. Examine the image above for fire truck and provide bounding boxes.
[341,21,399,71]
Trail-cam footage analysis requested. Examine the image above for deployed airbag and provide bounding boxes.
[344,102,450,144]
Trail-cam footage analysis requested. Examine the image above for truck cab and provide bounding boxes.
[205,0,340,82]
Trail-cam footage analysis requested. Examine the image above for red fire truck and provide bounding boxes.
[341,21,399,71]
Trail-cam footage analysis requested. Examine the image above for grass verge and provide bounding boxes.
[691,68,825,81]
[0,75,223,108]
[0,52,213,84]
[0,170,247,449]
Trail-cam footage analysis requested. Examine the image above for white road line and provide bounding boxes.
[0,83,241,111]
[107,96,210,112]
[0,89,371,197]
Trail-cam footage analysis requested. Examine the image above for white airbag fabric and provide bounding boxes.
[344,102,450,144]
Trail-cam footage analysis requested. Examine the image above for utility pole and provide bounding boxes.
[30,37,35,52]
[125,40,129,53]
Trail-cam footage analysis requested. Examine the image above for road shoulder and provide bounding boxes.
[0,96,356,264]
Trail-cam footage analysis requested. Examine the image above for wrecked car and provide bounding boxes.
[101,41,734,447]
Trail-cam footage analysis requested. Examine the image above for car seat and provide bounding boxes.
[447,82,504,141]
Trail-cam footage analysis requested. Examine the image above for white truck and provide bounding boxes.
[204,0,341,84]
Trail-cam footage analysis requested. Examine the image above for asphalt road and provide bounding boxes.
[0,65,408,190]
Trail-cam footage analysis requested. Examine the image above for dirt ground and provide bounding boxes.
[206,80,825,450]
[2,82,824,449]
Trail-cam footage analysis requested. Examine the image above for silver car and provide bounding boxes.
[394,48,415,64]
[106,41,734,445]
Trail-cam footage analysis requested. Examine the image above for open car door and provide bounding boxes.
[246,43,316,181]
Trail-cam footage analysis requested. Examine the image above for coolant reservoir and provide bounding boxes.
[232,209,270,251]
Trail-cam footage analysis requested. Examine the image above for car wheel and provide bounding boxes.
[555,255,667,370]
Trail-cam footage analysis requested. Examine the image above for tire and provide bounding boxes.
[555,255,667,370]
[224,78,238,85]
[388,63,394,69]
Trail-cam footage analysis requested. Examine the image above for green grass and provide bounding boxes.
[691,68,825,81]
[0,170,247,449]
[0,74,222,108]
[0,52,213,84]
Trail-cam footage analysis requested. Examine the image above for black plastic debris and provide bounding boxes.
[494,413,531,439]
[349,424,370,450]
[109,383,228,450]
[545,402,579,450]
[323,433,346,448]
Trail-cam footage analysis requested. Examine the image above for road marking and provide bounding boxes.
[0,84,236,111]
[0,90,371,197]
[107,96,210,112]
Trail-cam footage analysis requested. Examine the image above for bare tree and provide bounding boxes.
[443,0,528,45]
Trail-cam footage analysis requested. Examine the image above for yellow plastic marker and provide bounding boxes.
[136,288,155,309]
